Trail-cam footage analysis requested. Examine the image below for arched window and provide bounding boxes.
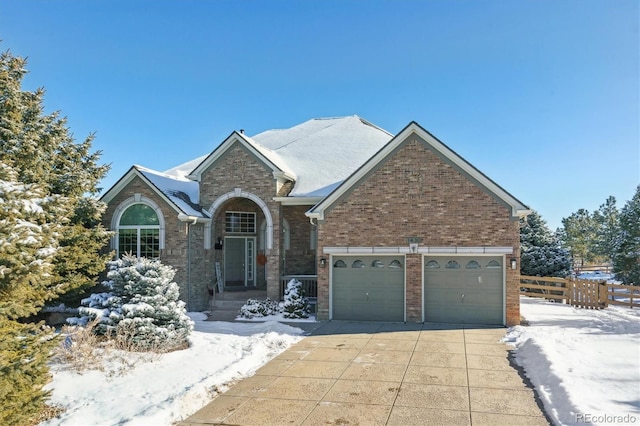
[371,260,385,268]
[425,260,440,269]
[352,260,366,268]
[486,260,501,269]
[445,260,460,269]
[465,260,481,269]
[334,260,347,268]
[118,204,160,258]
[389,260,403,269]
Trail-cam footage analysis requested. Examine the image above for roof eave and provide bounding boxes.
[102,166,210,220]
[274,196,324,206]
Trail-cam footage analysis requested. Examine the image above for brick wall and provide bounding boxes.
[316,137,521,325]
[102,176,197,306]
[283,205,317,276]
[198,143,283,300]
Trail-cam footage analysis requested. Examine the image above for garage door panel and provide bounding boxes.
[332,256,404,322]
[424,256,504,325]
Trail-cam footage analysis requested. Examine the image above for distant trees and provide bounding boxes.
[554,188,639,285]
[520,211,571,277]
[0,49,110,424]
[612,186,640,285]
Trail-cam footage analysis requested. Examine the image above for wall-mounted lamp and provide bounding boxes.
[215,237,224,250]
[510,258,517,270]
[407,236,422,254]
[319,257,327,268]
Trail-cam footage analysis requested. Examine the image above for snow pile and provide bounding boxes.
[506,297,640,425]
[42,316,304,425]
[576,271,619,283]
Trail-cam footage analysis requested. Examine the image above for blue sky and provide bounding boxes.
[2,0,638,230]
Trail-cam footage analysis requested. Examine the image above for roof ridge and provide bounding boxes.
[135,164,192,181]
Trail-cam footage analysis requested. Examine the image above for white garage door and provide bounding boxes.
[424,256,504,325]
[332,255,405,321]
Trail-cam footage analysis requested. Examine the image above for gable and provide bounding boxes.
[101,166,208,219]
[189,131,294,183]
[307,121,530,221]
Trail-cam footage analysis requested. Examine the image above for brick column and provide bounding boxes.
[405,254,423,322]
[266,203,281,300]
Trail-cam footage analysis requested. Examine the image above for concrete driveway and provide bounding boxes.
[180,321,549,425]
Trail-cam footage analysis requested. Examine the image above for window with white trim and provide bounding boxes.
[118,204,160,258]
[225,212,256,233]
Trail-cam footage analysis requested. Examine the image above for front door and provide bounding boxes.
[224,237,255,289]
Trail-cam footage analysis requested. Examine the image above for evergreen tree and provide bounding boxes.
[282,279,310,319]
[73,255,193,349]
[0,48,110,423]
[560,209,598,266]
[0,50,111,307]
[593,196,619,262]
[613,186,640,285]
[520,211,572,277]
[0,163,62,425]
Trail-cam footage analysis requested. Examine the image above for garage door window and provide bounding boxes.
[466,260,481,269]
[426,260,440,269]
[446,260,460,269]
[486,260,501,268]
[389,260,403,269]
[352,260,366,268]
[372,260,385,268]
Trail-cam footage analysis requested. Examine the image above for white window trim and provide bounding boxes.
[323,246,514,254]
[205,189,273,250]
[111,194,166,255]
[225,211,257,234]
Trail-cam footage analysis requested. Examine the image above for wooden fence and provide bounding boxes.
[520,275,640,309]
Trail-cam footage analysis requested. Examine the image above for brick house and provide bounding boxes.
[101,116,529,326]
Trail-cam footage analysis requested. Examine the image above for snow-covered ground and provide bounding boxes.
[43,299,640,426]
[42,313,304,425]
[507,296,640,426]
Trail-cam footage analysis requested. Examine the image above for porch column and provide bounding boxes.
[266,203,281,300]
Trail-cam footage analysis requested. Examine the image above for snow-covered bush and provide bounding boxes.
[282,279,310,319]
[67,292,115,329]
[68,255,193,351]
[239,298,280,319]
[238,280,311,319]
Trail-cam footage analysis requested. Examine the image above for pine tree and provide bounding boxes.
[520,211,572,277]
[0,50,112,307]
[89,255,193,348]
[282,279,310,319]
[613,186,640,285]
[0,163,61,425]
[0,48,110,423]
[593,196,619,262]
[560,209,598,267]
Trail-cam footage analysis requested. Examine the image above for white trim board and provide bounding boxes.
[323,246,514,255]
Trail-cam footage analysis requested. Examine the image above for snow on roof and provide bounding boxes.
[163,116,392,198]
[164,154,208,178]
[249,116,392,196]
[136,166,208,218]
